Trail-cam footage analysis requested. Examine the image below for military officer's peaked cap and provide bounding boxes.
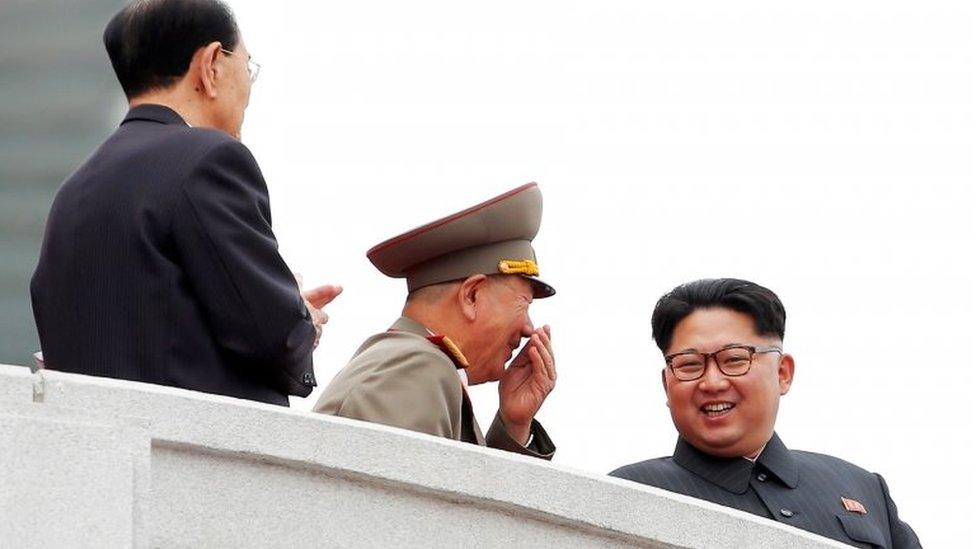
[367,183,555,298]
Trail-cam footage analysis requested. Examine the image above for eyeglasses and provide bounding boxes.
[664,344,783,381]
[220,48,261,83]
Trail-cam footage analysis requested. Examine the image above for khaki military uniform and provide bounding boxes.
[316,183,556,458]
[315,316,555,459]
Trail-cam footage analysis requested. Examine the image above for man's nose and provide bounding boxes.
[698,357,730,391]
[521,319,535,337]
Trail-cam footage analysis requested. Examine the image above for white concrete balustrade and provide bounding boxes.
[0,363,847,548]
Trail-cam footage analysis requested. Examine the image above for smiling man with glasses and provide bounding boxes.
[611,278,920,548]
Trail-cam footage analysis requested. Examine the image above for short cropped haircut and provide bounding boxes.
[651,278,786,352]
[404,274,514,304]
[103,0,239,98]
[406,281,455,304]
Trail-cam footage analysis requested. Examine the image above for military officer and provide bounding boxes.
[315,183,557,458]
[610,278,921,548]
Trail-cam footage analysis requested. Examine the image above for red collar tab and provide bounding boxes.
[426,335,470,370]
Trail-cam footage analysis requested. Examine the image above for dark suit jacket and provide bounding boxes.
[31,104,316,405]
[611,434,921,548]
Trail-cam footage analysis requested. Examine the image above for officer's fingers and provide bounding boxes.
[528,346,555,395]
[531,334,555,380]
[529,340,554,384]
[535,326,554,359]
[527,345,545,377]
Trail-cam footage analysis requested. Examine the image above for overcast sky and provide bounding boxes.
[227,1,973,544]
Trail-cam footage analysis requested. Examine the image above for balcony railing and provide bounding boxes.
[0,363,846,548]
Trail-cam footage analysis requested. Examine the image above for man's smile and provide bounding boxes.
[700,401,736,417]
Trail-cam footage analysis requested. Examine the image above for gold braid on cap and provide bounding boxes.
[498,259,539,276]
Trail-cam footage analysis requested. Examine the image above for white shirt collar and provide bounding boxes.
[743,442,768,462]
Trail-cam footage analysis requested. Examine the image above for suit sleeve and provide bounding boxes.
[173,139,316,397]
[331,350,464,439]
[485,412,555,460]
[877,473,922,548]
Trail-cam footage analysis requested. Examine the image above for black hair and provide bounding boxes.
[103,0,239,98]
[651,278,786,352]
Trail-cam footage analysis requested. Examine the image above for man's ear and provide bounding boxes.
[194,41,223,99]
[660,367,670,407]
[457,274,488,322]
[778,353,795,395]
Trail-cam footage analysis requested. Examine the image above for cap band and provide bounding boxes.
[406,239,535,292]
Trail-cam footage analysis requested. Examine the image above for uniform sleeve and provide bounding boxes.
[173,139,316,397]
[877,473,922,548]
[485,412,555,460]
[331,350,464,439]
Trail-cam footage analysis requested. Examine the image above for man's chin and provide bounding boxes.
[682,427,747,457]
[465,364,504,385]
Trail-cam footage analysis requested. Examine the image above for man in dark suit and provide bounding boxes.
[611,279,920,548]
[30,0,340,406]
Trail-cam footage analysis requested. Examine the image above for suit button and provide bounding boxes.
[780,509,795,518]
[756,473,768,482]
[302,372,314,386]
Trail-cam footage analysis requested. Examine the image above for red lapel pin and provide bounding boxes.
[841,497,868,514]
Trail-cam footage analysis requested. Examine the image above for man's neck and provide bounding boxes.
[402,303,487,383]
[742,436,773,461]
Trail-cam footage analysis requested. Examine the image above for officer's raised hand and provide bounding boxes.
[498,324,555,444]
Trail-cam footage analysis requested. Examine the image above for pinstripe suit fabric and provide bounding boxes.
[31,105,317,405]
[611,434,920,548]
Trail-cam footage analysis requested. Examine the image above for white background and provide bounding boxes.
[229,1,973,544]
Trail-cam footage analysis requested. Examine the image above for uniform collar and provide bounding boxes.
[389,315,432,337]
[672,432,798,494]
[121,104,187,126]
[389,316,471,379]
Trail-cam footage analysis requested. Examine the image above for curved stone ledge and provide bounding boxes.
[0,364,847,548]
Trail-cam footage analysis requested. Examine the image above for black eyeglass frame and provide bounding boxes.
[664,344,783,381]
